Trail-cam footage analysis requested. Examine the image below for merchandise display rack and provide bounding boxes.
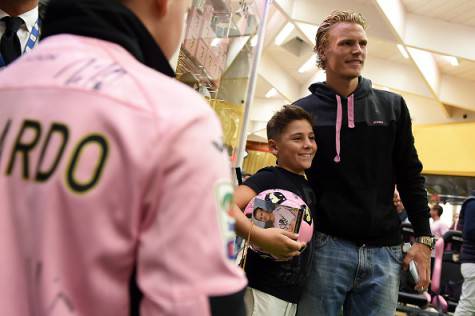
[176,48,217,97]
[176,0,267,164]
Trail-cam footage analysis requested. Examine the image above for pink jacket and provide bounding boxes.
[0,34,246,316]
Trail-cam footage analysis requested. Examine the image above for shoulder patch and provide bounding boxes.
[214,180,237,260]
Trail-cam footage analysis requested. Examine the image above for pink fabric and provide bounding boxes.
[333,94,355,163]
[431,220,450,238]
[432,295,448,313]
[0,35,246,316]
[334,95,343,163]
[423,292,431,304]
[431,238,445,293]
[347,94,355,128]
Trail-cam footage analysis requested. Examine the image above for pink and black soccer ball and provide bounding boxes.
[244,189,313,258]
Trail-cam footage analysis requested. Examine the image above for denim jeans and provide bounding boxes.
[297,231,402,316]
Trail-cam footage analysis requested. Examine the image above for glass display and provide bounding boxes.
[176,0,264,165]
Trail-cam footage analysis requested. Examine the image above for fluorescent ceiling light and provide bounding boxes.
[397,44,409,59]
[298,56,315,73]
[443,55,459,66]
[250,35,258,47]
[265,88,278,98]
[211,38,221,47]
[275,22,295,46]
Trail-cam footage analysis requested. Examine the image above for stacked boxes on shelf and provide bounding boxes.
[207,38,229,81]
[182,1,232,83]
[182,7,202,57]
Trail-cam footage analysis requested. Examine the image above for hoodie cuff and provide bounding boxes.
[410,213,432,237]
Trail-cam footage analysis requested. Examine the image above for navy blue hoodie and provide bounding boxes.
[458,195,475,263]
[294,77,431,246]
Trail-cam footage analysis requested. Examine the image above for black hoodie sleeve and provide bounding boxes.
[462,199,475,242]
[393,97,431,236]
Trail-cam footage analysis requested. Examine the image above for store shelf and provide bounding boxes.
[176,49,217,94]
[176,0,263,160]
[209,0,231,12]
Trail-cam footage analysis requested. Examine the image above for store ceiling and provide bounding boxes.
[402,0,475,27]
[252,0,475,126]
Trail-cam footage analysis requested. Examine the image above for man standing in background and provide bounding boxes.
[294,10,433,316]
[0,0,44,67]
[454,191,475,315]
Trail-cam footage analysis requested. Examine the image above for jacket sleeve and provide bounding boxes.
[393,97,431,236]
[138,104,246,316]
[463,200,475,242]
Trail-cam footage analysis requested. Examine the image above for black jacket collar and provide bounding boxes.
[41,0,175,77]
[308,76,372,100]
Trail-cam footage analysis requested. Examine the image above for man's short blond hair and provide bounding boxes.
[315,10,367,70]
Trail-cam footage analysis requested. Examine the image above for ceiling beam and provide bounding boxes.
[262,8,287,49]
[364,56,432,97]
[373,0,450,117]
[270,0,314,48]
[258,53,300,102]
[291,0,397,42]
[440,75,475,112]
[406,47,451,117]
[374,0,406,39]
[273,0,295,15]
[404,14,475,61]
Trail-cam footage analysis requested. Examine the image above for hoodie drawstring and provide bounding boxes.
[334,94,355,163]
[348,94,355,128]
[334,96,343,163]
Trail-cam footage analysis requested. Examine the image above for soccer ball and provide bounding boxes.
[243,189,313,258]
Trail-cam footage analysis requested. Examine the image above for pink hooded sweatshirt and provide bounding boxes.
[0,34,246,316]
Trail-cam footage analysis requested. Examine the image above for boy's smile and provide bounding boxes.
[270,119,317,175]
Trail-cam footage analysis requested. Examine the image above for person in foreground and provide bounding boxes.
[454,191,475,315]
[231,105,317,316]
[293,10,433,316]
[0,0,246,315]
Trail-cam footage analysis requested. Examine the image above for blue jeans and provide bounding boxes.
[297,231,402,316]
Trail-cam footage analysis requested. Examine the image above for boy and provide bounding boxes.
[231,105,317,316]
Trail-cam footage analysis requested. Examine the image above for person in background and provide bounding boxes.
[231,105,317,316]
[293,10,433,316]
[451,210,460,231]
[0,0,246,315]
[454,191,475,316]
[0,0,44,67]
[430,204,449,238]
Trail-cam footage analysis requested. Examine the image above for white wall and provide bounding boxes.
[246,97,286,140]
